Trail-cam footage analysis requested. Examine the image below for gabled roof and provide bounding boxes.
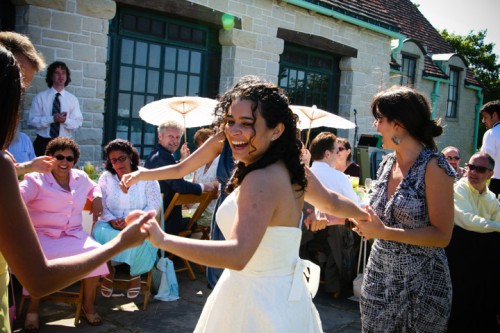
[307,0,482,87]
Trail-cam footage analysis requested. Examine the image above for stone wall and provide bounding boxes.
[12,0,477,162]
[194,0,392,145]
[14,0,115,162]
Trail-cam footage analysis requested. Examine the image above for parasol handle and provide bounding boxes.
[305,127,312,147]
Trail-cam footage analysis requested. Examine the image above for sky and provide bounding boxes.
[414,0,500,59]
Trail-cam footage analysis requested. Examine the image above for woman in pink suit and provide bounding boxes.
[19,137,108,330]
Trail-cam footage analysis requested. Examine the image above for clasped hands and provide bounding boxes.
[304,205,383,240]
[349,205,385,240]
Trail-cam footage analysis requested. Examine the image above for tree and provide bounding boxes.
[441,29,500,102]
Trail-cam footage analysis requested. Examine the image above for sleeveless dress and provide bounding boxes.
[361,148,455,333]
[194,189,323,333]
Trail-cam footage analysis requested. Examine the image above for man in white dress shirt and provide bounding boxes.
[29,61,83,156]
[306,132,360,299]
[480,100,500,196]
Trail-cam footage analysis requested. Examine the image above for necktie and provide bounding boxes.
[50,92,61,138]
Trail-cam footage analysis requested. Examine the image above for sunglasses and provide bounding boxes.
[446,156,460,161]
[109,155,128,164]
[466,163,491,174]
[55,154,75,162]
[337,147,347,152]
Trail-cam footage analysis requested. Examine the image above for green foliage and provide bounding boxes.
[441,29,500,102]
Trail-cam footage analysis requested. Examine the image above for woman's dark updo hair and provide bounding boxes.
[103,139,140,175]
[371,85,442,150]
[222,82,307,194]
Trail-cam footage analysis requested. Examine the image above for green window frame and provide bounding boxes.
[446,67,460,118]
[278,43,341,139]
[400,55,417,87]
[105,7,220,158]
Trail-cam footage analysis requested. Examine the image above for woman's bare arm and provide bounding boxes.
[142,165,285,271]
[355,159,454,247]
[304,167,369,222]
[120,132,225,191]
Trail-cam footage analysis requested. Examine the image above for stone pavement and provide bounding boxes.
[12,266,361,333]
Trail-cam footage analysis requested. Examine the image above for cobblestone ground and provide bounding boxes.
[12,265,361,333]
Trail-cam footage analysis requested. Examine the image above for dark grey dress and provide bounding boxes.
[361,148,454,333]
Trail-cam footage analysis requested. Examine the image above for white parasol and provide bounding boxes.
[290,105,356,146]
[139,96,218,140]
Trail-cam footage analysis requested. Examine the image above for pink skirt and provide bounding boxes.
[22,230,109,295]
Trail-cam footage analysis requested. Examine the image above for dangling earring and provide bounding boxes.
[391,135,400,145]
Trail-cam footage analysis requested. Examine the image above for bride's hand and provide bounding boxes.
[141,218,166,249]
[119,170,141,193]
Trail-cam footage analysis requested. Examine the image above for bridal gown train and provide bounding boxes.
[194,189,323,333]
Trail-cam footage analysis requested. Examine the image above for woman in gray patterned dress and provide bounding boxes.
[353,86,455,332]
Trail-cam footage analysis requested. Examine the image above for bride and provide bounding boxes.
[122,81,369,332]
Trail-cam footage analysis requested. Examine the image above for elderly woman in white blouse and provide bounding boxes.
[93,139,161,299]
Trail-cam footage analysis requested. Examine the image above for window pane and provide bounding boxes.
[176,74,187,95]
[188,76,200,95]
[117,93,130,117]
[116,119,129,140]
[144,124,156,145]
[192,29,205,45]
[132,94,144,118]
[137,17,150,34]
[130,119,143,146]
[122,14,136,31]
[177,49,189,72]
[121,39,134,65]
[133,68,146,92]
[147,70,159,93]
[151,20,164,37]
[163,72,175,95]
[179,26,191,42]
[135,42,147,66]
[165,47,177,70]
[190,51,201,74]
[149,44,161,68]
[119,66,132,91]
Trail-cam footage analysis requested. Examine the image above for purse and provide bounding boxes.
[151,203,179,301]
[352,239,367,300]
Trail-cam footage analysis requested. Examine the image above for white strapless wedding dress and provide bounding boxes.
[194,189,323,333]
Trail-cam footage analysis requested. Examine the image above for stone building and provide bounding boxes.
[0,0,482,165]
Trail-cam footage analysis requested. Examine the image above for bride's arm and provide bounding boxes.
[121,132,225,190]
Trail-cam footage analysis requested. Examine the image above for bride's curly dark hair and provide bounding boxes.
[221,82,307,194]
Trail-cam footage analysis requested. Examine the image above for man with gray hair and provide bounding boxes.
[145,120,215,234]
[446,152,500,332]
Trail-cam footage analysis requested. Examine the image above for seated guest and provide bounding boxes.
[446,152,500,332]
[144,120,215,234]
[19,137,108,329]
[191,128,220,228]
[93,139,161,299]
[442,146,466,179]
[304,132,361,299]
[335,137,360,177]
[7,129,35,163]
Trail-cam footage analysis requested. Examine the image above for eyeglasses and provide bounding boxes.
[466,163,491,174]
[109,155,128,164]
[446,156,460,161]
[55,154,75,162]
[337,147,347,152]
